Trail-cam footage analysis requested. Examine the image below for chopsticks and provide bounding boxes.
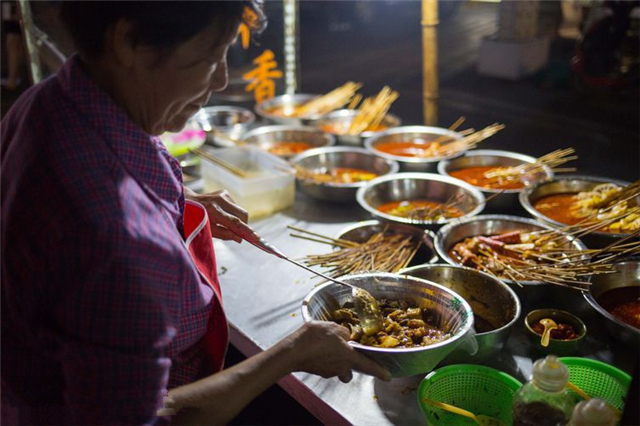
[190,147,248,178]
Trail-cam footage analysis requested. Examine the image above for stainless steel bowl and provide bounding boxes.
[584,260,640,347]
[519,175,634,248]
[311,109,402,146]
[438,149,553,212]
[336,220,438,265]
[290,147,399,203]
[435,214,588,288]
[254,94,321,125]
[301,272,475,377]
[193,106,256,147]
[400,264,521,361]
[364,126,465,172]
[241,125,336,160]
[356,173,486,229]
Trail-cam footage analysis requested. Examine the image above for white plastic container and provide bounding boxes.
[200,146,295,220]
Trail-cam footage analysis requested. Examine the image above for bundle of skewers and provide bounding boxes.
[483,148,578,186]
[450,226,640,290]
[415,123,506,158]
[346,86,399,135]
[294,81,362,118]
[568,180,640,234]
[288,225,422,278]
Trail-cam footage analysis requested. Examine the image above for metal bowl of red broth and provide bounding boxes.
[254,94,322,125]
[584,260,640,347]
[356,173,486,230]
[435,215,588,294]
[438,149,553,213]
[241,125,335,160]
[311,109,402,147]
[519,175,635,248]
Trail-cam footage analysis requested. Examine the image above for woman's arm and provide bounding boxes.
[164,322,390,424]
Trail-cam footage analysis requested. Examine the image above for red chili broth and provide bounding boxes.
[450,166,525,190]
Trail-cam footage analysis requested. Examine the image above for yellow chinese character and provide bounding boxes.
[238,7,259,50]
[243,49,283,104]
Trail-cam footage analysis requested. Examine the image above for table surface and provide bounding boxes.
[208,188,637,426]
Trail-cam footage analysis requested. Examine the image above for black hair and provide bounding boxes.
[59,1,266,58]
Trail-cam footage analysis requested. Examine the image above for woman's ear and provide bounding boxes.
[106,18,136,68]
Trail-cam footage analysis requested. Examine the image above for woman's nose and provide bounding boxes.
[210,57,229,93]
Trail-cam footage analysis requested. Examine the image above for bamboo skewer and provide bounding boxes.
[295,82,362,118]
[190,147,248,178]
[346,86,399,135]
[483,148,578,184]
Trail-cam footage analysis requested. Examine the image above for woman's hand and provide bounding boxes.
[283,321,392,383]
[184,188,256,243]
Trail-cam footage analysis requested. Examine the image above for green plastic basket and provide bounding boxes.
[559,357,631,411]
[418,364,523,426]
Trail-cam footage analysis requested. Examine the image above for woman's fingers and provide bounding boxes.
[211,190,248,224]
[351,352,392,383]
[338,370,353,383]
[211,225,242,243]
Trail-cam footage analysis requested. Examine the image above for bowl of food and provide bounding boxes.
[311,109,402,146]
[435,215,588,296]
[193,106,255,147]
[400,264,521,361]
[301,272,475,377]
[241,125,335,160]
[519,175,636,248]
[254,94,322,125]
[336,220,438,268]
[290,147,399,203]
[525,309,586,356]
[584,260,640,347]
[363,126,467,172]
[356,173,485,229]
[438,149,553,213]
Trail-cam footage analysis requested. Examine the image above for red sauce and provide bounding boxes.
[373,140,442,158]
[450,166,526,190]
[267,141,312,156]
[597,286,640,329]
[377,200,464,221]
[530,322,580,340]
[532,193,581,226]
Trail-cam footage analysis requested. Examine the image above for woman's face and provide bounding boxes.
[131,22,237,135]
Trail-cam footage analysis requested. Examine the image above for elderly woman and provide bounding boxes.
[0,1,389,424]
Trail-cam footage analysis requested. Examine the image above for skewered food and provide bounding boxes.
[450,166,529,190]
[266,82,361,118]
[290,225,422,277]
[295,166,378,184]
[332,299,451,348]
[533,181,640,234]
[377,199,465,221]
[372,123,505,159]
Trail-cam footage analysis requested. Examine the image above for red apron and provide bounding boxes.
[182,200,229,373]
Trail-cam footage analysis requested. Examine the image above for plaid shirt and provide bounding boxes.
[1,56,215,424]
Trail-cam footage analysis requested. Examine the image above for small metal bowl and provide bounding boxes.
[435,215,588,288]
[290,147,399,203]
[241,125,336,160]
[301,272,475,377]
[584,260,640,347]
[400,264,520,362]
[336,220,438,266]
[254,94,321,125]
[193,106,256,147]
[311,109,402,146]
[356,173,486,229]
[519,175,633,248]
[364,126,466,172]
[438,149,553,212]
[525,309,587,356]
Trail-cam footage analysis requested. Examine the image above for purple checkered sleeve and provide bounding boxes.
[1,56,214,424]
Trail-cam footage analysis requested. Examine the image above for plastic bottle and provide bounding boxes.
[568,399,617,426]
[512,355,576,426]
